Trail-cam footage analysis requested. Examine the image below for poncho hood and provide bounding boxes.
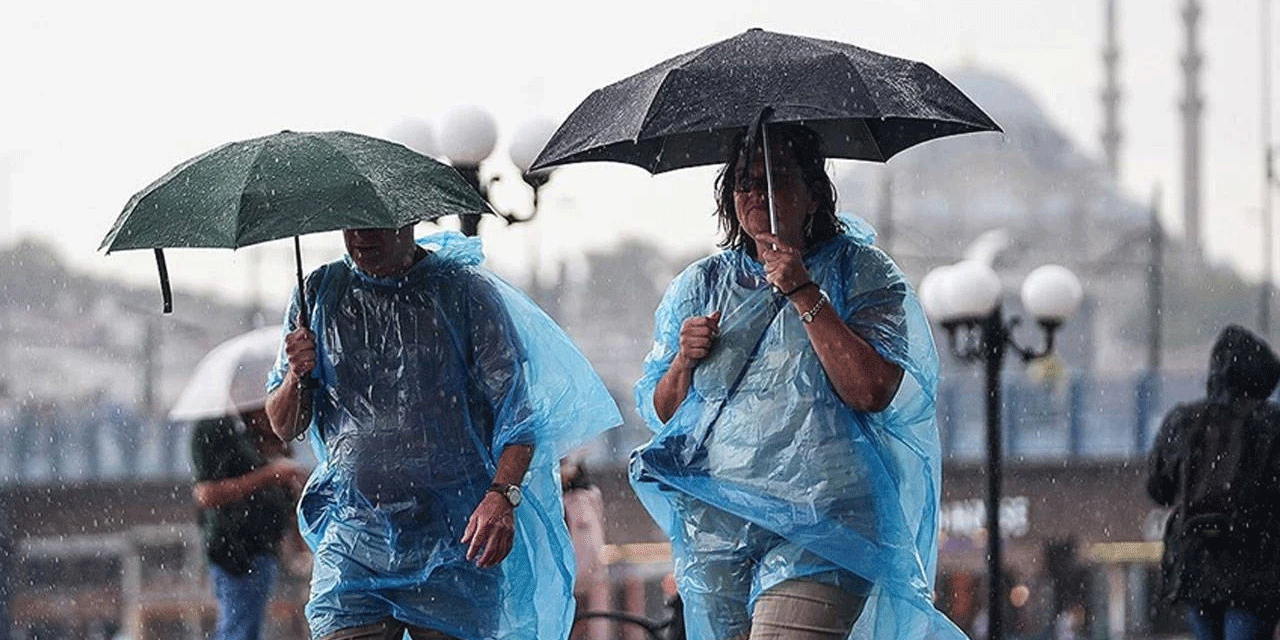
[1207,324,1280,402]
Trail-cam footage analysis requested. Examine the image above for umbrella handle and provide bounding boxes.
[154,249,173,314]
[762,123,778,236]
[294,236,309,327]
[293,235,319,392]
[745,107,778,236]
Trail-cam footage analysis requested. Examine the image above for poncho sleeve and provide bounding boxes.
[635,260,712,431]
[468,266,624,463]
[465,273,537,451]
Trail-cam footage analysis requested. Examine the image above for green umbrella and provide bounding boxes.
[100,129,492,315]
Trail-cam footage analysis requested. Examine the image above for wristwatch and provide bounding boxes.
[487,482,522,507]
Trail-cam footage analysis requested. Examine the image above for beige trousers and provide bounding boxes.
[746,580,867,640]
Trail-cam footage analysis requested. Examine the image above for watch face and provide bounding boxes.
[506,485,522,507]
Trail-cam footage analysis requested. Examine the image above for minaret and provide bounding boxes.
[1100,0,1123,180]
[1262,0,1273,334]
[1180,0,1205,257]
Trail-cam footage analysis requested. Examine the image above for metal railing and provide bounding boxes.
[0,371,1208,484]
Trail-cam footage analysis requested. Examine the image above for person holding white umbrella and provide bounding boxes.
[175,325,309,640]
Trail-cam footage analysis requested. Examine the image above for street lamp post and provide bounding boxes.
[437,105,498,236]
[424,106,559,236]
[920,261,1083,640]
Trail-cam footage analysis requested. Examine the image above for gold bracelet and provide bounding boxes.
[800,290,829,323]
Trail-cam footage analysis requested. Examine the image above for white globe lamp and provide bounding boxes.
[386,118,438,158]
[1020,264,1083,328]
[509,117,558,175]
[946,260,1002,321]
[919,265,957,322]
[438,105,497,166]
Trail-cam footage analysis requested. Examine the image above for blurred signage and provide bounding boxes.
[940,496,1030,538]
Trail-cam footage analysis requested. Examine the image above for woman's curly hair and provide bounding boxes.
[713,123,841,256]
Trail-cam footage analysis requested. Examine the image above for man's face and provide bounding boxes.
[343,226,416,277]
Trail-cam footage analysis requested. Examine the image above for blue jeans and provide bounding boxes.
[1185,604,1279,640]
[210,552,279,640]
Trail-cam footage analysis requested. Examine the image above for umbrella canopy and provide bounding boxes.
[102,130,490,251]
[170,325,283,422]
[100,129,493,312]
[531,28,1001,174]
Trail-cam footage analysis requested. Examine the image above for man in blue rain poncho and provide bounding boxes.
[265,225,620,640]
[631,124,963,640]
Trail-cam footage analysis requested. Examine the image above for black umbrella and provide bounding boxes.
[531,28,1000,230]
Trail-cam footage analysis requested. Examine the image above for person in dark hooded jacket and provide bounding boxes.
[1148,324,1280,640]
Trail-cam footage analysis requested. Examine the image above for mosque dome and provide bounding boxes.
[946,66,1060,133]
[837,64,1144,242]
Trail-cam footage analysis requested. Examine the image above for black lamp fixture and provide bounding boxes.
[919,260,1083,640]
[397,106,558,236]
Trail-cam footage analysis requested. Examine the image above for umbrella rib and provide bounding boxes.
[635,63,731,173]
[803,38,991,128]
[633,71,685,163]
[858,118,887,161]
[631,46,723,170]
[238,133,375,245]
[302,137,367,231]
[806,38,901,116]
[235,142,272,247]
[316,134,407,228]
[102,139,249,252]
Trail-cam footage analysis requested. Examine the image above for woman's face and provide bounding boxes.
[732,144,816,247]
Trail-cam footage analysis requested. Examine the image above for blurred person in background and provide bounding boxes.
[561,454,606,640]
[191,399,307,640]
[1148,324,1280,640]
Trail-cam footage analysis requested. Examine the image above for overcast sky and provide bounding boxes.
[1,0,1272,310]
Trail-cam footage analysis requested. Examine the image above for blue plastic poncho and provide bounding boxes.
[630,217,963,640]
[269,231,621,640]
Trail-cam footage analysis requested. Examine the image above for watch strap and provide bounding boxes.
[487,483,520,506]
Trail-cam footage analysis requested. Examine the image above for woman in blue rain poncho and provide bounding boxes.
[266,227,620,640]
[631,124,961,640]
